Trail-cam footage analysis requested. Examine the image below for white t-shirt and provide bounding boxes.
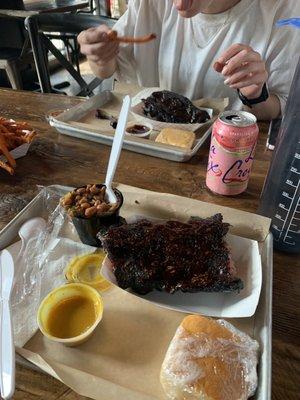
[114,0,300,112]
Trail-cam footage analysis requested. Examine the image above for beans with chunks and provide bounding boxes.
[60,184,118,218]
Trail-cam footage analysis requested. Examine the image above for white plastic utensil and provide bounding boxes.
[17,217,46,259]
[0,250,15,399]
[16,217,47,300]
[105,95,131,203]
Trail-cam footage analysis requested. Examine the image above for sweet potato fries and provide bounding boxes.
[107,30,156,44]
[0,117,36,174]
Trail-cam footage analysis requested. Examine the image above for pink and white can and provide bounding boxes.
[206,111,259,196]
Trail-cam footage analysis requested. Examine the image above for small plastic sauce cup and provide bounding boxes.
[65,252,111,292]
[37,283,103,346]
[125,122,153,138]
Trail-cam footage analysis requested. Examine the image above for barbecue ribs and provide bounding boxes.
[142,90,210,124]
[100,214,243,295]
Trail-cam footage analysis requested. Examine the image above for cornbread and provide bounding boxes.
[155,128,196,149]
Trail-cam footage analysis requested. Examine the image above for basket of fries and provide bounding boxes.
[0,117,36,175]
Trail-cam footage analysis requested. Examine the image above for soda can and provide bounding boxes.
[206,111,259,196]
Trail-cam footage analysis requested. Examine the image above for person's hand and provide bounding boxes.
[77,25,119,66]
[214,44,268,99]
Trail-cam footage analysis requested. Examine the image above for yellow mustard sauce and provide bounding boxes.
[46,295,97,338]
[65,252,111,292]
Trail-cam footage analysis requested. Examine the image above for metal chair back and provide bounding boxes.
[25,13,115,96]
[0,0,26,49]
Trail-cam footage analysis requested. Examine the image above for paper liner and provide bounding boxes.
[101,232,262,318]
[0,142,31,163]
[130,87,217,133]
[3,184,271,400]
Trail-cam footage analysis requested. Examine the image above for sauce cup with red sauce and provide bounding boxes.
[125,122,153,139]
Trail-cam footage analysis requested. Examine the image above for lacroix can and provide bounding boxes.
[206,111,259,196]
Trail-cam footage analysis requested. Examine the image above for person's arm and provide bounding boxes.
[77,25,119,80]
[89,57,117,80]
[214,44,280,121]
[245,94,281,121]
[78,0,138,82]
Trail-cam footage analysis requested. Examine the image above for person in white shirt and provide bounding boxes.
[78,0,299,120]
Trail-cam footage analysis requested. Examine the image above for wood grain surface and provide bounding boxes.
[0,87,299,400]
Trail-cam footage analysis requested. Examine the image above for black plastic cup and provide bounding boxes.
[70,184,124,247]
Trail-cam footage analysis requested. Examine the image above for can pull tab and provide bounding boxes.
[225,115,240,121]
[225,115,244,125]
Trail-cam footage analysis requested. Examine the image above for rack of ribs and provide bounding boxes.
[142,90,210,124]
[100,214,243,295]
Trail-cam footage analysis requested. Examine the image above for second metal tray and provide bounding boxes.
[49,91,213,162]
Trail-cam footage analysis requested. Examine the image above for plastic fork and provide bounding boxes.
[105,95,131,203]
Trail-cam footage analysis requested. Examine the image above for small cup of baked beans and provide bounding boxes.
[60,184,124,247]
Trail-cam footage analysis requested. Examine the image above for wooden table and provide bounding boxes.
[0,88,299,400]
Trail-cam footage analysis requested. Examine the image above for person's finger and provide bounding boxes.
[213,61,223,73]
[78,25,112,45]
[80,41,118,57]
[215,43,252,65]
[173,0,194,11]
[239,84,262,97]
[78,29,108,45]
[85,42,119,63]
[96,42,119,62]
[229,71,268,89]
[222,51,262,76]
[224,62,266,85]
[84,47,118,63]
[87,50,119,63]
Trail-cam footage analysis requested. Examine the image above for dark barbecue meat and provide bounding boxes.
[142,90,210,124]
[100,214,243,295]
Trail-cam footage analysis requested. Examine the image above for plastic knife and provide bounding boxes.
[0,250,15,400]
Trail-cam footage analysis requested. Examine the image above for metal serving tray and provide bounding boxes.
[49,91,213,162]
[0,185,272,399]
